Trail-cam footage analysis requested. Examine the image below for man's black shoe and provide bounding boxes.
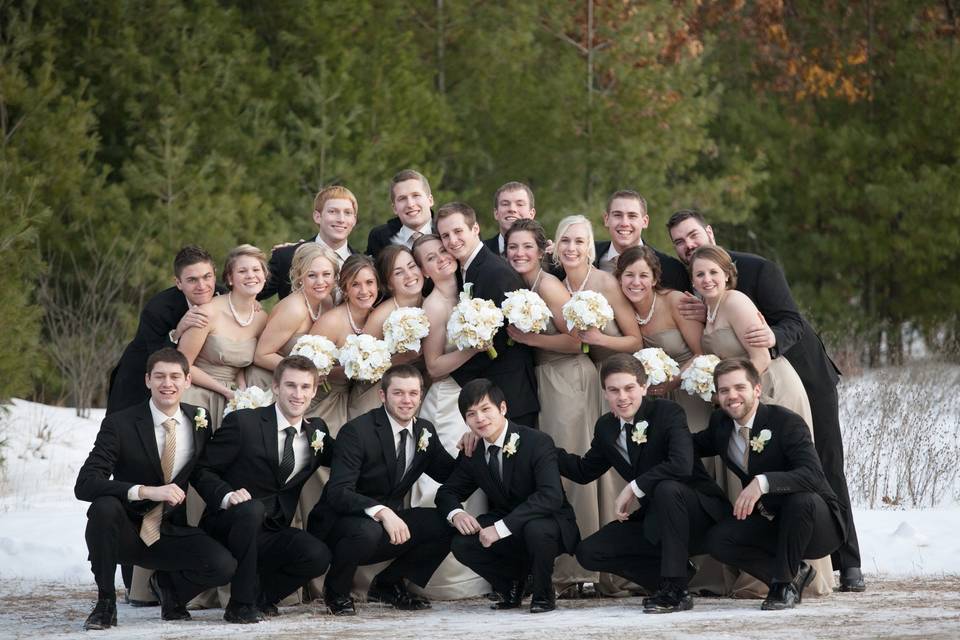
[761,582,800,611]
[258,601,280,618]
[529,591,556,613]
[324,590,357,616]
[367,579,431,610]
[148,571,191,621]
[792,562,817,604]
[642,583,694,614]
[223,600,262,624]
[83,598,117,630]
[838,567,866,592]
[490,581,523,610]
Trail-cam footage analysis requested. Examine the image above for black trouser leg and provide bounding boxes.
[520,517,562,598]
[257,528,331,604]
[368,508,454,588]
[651,480,719,581]
[85,497,128,599]
[204,499,267,605]
[575,520,661,591]
[450,513,528,594]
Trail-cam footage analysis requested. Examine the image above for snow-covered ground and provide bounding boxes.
[1,365,959,638]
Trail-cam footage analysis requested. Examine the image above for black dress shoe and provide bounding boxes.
[643,583,694,614]
[324,591,357,616]
[839,567,866,592]
[761,582,800,610]
[367,579,432,610]
[529,592,556,614]
[223,600,262,624]
[148,571,191,621]
[791,562,817,604]
[83,598,117,630]
[258,601,280,618]
[490,581,523,610]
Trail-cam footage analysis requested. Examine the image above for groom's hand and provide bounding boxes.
[734,479,763,520]
[479,525,501,548]
[677,293,706,323]
[376,508,411,545]
[141,483,186,506]
[452,512,482,535]
[614,483,639,521]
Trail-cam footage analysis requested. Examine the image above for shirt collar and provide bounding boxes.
[497,234,505,255]
[734,411,757,436]
[314,234,351,264]
[149,399,182,428]
[484,419,509,451]
[605,238,644,263]
[462,241,484,274]
[619,414,638,430]
[385,409,414,436]
[396,220,432,245]
[275,404,304,434]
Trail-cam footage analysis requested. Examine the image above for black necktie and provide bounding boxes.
[487,444,502,485]
[395,430,409,484]
[624,422,639,460]
[279,426,297,484]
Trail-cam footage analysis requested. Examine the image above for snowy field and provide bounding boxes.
[1,364,959,638]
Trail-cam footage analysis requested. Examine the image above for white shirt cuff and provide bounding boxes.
[494,519,511,539]
[127,485,142,502]
[630,480,645,498]
[220,492,234,509]
[365,505,387,519]
[446,508,466,525]
[757,474,769,494]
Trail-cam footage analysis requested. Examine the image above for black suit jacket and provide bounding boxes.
[482,234,502,256]
[557,399,729,523]
[192,405,332,528]
[308,407,455,537]
[260,238,358,301]
[593,240,689,293]
[692,403,847,539]
[75,401,209,537]
[436,423,579,553]
[365,217,405,259]
[453,245,539,418]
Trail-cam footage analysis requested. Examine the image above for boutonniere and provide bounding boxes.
[750,428,772,453]
[194,408,208,431]
[631,420,648,445]
[311,430,325,455]
[503,432,520,457]
[417,429,432,452]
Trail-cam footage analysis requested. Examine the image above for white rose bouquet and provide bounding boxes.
[338,334,392,383]
[383,307,430,354]
[632,347,681,386]
[290,334,339,392]
[562,290,614,353]
[680,354,722,401]
[224,385,273,415]
[501,289,553,346]
[447,283,504,359]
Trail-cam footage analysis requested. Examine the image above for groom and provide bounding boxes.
[435,201,539,427]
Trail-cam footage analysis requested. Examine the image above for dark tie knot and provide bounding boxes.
[284,426,297,439]
[487,444,500,457]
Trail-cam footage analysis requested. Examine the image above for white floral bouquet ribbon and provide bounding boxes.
[679,354,722,401]
[338,334,392,383]
[383,306,430,354]
[290,334,339,392]
[562,290,614,353]
[501,289,553,345]
[224,385,274,415]
[447,283,504,359]
[632,347,681,386]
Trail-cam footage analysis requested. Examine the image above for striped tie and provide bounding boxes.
[140,418,177,546]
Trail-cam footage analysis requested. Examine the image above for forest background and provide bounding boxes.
[2,0,959,415]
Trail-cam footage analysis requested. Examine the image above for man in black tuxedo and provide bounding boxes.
[307,364,456,615]
[107,246,218,416]
[437,379,578,613]
[557,354,729,613]
[483,181,537,257]
[593,190,687,291]
[365,169,435,258]
[695,358,847,610]
[436,201,539,427]
[260,185,360,300]
[192,355,334,623]
[666,209,863,591]
[76,348,236,630]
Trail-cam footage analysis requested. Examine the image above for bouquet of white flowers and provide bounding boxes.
[562,290,614,353]
[224,385,273,415]
[290,334,339,392]
[501,289,553,345]
[680,354,722,401]
[338,334,392,383]
[447,283,504,359]
[383,307,430,354]
[632,347,681,386]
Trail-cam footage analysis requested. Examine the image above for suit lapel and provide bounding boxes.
[374,408,398,482]
[500,421,516,492]
[134,403,164,481]
[718,415,750,484]
[182,403,205,464]
[746,404,770,473]
[628,401,652,469]
[258,407,283,486]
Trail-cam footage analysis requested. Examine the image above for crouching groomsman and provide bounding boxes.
[75,348,236,630]
[192,355,334,623]
[307,364,457,616]
[697,357,847,610]
[437,379,579,614]
[559,354,729,613]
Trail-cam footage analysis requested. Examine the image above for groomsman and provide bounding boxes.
[75,348,236,630]
[260,185,360,300]
[107,246,219,415]
[365,169,435,258]
[307,364,457,616]
[435,201,540,427]
[558,354,729,613]
[192,356,334,623]
[483,181,537,257]
[666,208,863,591]
[436,379,579,613]
[594,190,687,291]
[696,358,847,610]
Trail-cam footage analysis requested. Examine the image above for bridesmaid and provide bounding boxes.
[503,219,602,596]
[409,234,489,599]
[689,245,833,597]
[363,244,425,369]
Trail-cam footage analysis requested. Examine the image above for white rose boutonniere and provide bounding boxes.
[311,430,325,455]
[503,432,520,457]
[631,420,648,445]
[750,429,772,453]
[194,408,208,431]
[417,429,432,452]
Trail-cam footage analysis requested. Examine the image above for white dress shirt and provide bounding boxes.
[599,239,644,272]
[616,416,646,499]
[391,221,432,249]
[729,412,769,493]
[127,400,194,501]
[314,233,352,266]
[446,422,512,539]
[364,411,415,519]
[460,241,484,282]
[496,234,505,256]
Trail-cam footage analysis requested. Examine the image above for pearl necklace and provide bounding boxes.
[346,303,363,335]
[706,292,725,324]
[635,292,657,326]
[564,265,593,295]
[227,293,255,327]
[303,291,321,322]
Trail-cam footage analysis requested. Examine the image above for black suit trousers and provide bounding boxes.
[204,499,331,605]
[85,496,235,602]
[706,491,843,585]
